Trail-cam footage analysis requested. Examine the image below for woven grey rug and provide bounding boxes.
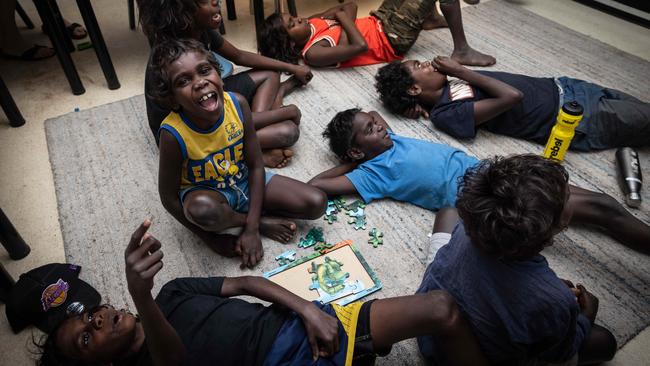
[46,0,649,363]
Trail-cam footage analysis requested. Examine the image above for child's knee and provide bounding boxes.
[277,122,300,146]
[183,195,228,227]
[302,188,328,219]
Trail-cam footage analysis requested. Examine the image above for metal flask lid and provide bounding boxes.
[562,101,583,116]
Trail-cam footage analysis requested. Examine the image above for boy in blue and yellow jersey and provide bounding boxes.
[148,39,327,269]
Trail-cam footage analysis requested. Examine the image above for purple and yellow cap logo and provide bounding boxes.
[41,279,69,311]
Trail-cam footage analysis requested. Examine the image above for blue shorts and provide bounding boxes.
[179,171,275,213]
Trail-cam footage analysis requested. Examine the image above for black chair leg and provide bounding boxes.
[33,0,85,95]
[48,0,75,52]
[0,263,15,303]
[253,0,264,47]
[128,0,135,30]
[288,0,297,16]
[76,0,120,90]
[0,76,26,127]
[16,2,35,29]
[226,0,236,20]
[0,208,31,261]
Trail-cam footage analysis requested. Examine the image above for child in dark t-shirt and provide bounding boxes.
[375,56,650,151]
[417,155,618,365]
[28,220,489,366]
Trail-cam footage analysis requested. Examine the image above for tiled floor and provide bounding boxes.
[1,0,648,364]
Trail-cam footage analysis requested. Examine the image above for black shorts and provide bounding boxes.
[223,72,256,105]
[353,300,393,365]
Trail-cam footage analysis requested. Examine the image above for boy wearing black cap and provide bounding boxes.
[6,263,100,335]
[14,220,489,366]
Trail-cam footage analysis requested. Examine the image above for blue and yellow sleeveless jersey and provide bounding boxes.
[159,92,246,190]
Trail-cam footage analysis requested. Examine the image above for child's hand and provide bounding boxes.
[403,104,429,119]
[124,220,164,300]
[432,56,465,77]
[576,284,599,323]
[300,302,340,360]
[293,65,313,85]
[236,229,263,269]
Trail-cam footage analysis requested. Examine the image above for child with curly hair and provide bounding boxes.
[138,0,313,167]
[375,56,650,151]
[149,39,327,268]
[259,0,494,68]
[309,108,650,255]
[417,155,618,365]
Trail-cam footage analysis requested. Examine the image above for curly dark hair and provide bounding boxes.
[33,328,78,366]
[258,13,301,65]
[375,61,418,115]
[146,38,221,110]
[137,0,202,44]
[455,154,569,259]
[323,108,361,160]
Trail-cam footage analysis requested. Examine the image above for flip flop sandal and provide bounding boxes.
[67,22,88,40]
[41,22,88,40]
[0,45,55,61]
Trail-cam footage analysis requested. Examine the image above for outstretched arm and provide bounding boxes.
[304,10,368,67]
[433,56,523,125]
[222,276,340,359]
[217,39,313,85]
[125,221,185,366]
[308,162,359,196]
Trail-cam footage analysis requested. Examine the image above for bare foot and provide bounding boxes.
[422,6,448,30]
[260,217,297,243]
[451,47,496,67]
[262,148,293,168]
[278,75,302,98]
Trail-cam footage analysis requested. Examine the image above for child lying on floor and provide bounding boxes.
[420,171,617,365]
[25,220,489,366]
[375,56,650,151]
[309,108,650,255]
[149,39,327,268]
[259,0,494,68]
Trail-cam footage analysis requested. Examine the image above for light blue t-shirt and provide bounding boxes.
[344,132,479,210]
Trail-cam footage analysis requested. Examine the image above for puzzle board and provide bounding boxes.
[264,241,382,305]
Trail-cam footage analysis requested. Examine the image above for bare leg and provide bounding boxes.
[422,4,448,30]
[440,0,495,67]
[568,185,650,255]
[577,324,617,365]
[369,291,489,366]
[0,0,54,58]
[183,188,298,244]
[247,70,301,168]
[264,175,328,220]
[433,207,460,234]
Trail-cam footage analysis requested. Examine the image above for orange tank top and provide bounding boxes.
[301,17,402,68]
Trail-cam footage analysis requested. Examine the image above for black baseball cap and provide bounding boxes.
[5,263,101,334]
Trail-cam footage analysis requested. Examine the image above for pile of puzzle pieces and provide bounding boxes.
[298,227,327,249]
[324,197,368,230]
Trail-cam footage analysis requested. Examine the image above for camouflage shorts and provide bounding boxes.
[372,0,456,55]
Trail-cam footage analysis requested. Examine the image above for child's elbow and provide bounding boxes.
[356,42,369,53]
[509,89,524,104]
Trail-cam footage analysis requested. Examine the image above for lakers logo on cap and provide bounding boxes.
[41,279,69,311]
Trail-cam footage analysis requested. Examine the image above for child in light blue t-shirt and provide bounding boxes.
[308,108,478,211]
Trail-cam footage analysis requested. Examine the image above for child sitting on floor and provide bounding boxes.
[149,39,327,268]
[375,56,650,150]
[259,0,494,69]
[309,108,650,254]
[139,0,313,167]
[417,155,618,365]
